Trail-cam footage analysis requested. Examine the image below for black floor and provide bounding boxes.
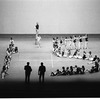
[0,80,100,98]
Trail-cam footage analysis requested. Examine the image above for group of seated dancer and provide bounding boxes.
[51,65,85,76]
[52,34,100,63]
[1,37,18,79]
[53,46,97,61]
[51,59,100,76]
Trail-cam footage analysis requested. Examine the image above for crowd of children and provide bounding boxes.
[1,37,18,79]
[52,34,94,61]
[51,65,85,76]
[52,34,100,62]
[51,34,100,76]
[50,59,100,76]
[52,34,89,58]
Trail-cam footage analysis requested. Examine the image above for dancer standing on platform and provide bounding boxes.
[35,22,39,45]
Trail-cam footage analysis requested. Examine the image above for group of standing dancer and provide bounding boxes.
[52,34,89,58]
[53,34,88,50]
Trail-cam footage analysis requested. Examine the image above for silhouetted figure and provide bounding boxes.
[94,61,99,72]
[24,62,32,83]
[81,65,85,74]
[61,67,66,75]
[38,62,46,83]
[69,66,73,75]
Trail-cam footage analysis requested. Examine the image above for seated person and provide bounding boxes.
[94,61,99,72]
[63,49,68,57]
[54,38,59,49]
[75,66,81,74]
[53,42,58,52]
[73,65,77,74]
[73,65,81,74]
[53,38,56,48]
[61,67,66,75]
[54,47,62,57]
[82,51,87,60]
[1,63,9,79]
[88,55,99,64]
[4,55,11,63]
[89,66,95,73]
[9,44,14,53]
[73,49,78,57]
[93,55,98,62]
[51,69,62,76]
[61,44,65,57]
[6,48,12,56]
[76,50,82,59]
[89,61,99,73]
[13,46,18,53]
[86,51,93,61]
[10,37,14,47]
[97,57,100,63]
[4,55,9,62]
[62,50,65,57]
[80,65,85,74]
[66,67,70,75]
[69,66,73,75]
[1,65,6,79]
[73,49,81,58]
[4,60,10,69]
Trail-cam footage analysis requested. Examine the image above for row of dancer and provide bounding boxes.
[53,45,100,63]
[53,34,88,51]
[51,65,85,76]
[1,37,18,79]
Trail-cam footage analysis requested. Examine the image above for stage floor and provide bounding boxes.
[0,34,100,97]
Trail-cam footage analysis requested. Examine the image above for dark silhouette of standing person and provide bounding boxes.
[38,62,46,83]
[24,62,32,84]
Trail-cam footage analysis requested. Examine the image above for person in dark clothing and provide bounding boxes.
[36,22,39,31]
[61,66,66,75]
[38,62,46,83]
[93,55,98,62]
[82,51,87,60]
[24,62,32,83]
[69,66,73,75]
[94,61,99,72]
[80,65,85,74]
